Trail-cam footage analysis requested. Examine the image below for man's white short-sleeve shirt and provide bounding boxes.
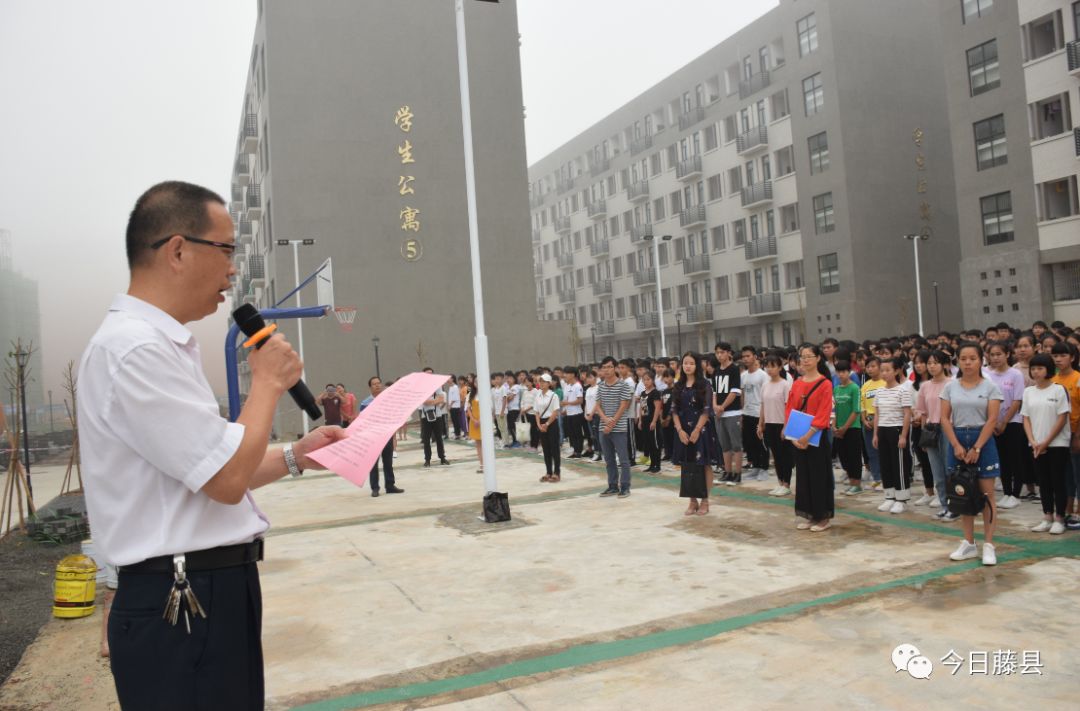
[78,295,267,566]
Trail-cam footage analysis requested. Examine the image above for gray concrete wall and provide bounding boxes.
[247,0,567,429]
[937,0,1045,330]
[800,0,964,339]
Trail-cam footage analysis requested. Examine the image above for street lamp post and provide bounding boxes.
[932,281,941,334]
[48,389,53,433]
[675,311,683,355]
[277,238,316,434]
[903,233,929,335]
[643,234,673,355]
[372,336,381,380]
[590,324,597,362]
[12,346,32,503]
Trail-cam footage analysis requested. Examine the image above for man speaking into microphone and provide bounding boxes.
[77,181,347,710]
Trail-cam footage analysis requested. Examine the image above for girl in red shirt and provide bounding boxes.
[785,344,836,532]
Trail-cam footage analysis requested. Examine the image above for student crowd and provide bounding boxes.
[433,319,1080,566]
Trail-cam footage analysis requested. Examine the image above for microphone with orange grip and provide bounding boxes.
[232,304,323,422]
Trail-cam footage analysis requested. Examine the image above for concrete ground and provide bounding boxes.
[1,434,1077,710]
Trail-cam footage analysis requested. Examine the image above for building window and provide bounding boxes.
[707,174,723,201]
[653,197,665,221]
[784,260,804,289]
[797,13,818,57]
[808,131,829,174]
[715,275,730,301]
[967,40,1000,96]
[980,191,1014,245]
[973,115,1007,170]
[736,271,751,299]
[1051,261,1080,301]
[733,219,747,246]
[818,253,840,294]
[704,124,719,151]
[813,192,835,234]
[711,225,726,251]
[803,73,824,116]
[962,0,993,22]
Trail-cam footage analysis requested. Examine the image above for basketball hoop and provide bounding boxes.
[333,306,357,333]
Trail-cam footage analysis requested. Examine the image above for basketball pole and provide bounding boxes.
[276,238,318,435]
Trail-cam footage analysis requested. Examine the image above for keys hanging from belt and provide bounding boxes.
[163,554,207,634]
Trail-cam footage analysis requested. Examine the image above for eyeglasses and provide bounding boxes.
[151,234,237,256]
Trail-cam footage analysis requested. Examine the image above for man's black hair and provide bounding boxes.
[126,181,226,269]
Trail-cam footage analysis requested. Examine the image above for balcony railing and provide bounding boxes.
[676,155,703,181]
[557,252,574,270]
[248,254,266,282]
[590,238,610,257]
[593,320,615,336]
[679,204,707,228]
[1075,127,1080,157]
[627,180,650,202]
[534,261,543,278]
[537,295,545,311]
[532,228,542,244]
[749,292,782,315]
[630,134,653,156]
[1068,40,1080,75]
[556,176,576,194]
[558,290,576,305]
[592,279,613,297]
[231,184,244,207]
[587,199,607,219]
[241,113,259,153]
[685,303,713,324]
[633,267,657,287]
[555,216,572,233]
[636,312,660,330]
[745,235,778,262]
[736,125,768,154]
[235,155,250,185]
[738,69,771,100]
[741,180,773,208]
[678,106,706,132]
[245,184,262,218]
[630,224,653,243]
[236,220,253,245]
[590,157,610,177]
[682,253,710,275]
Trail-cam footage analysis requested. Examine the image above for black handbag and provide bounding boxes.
[946,463,991,520]
[679,461,708,499]
[918,423,940,450]
[482,492,511,522]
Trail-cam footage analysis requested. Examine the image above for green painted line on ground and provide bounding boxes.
[290,547,1042,711]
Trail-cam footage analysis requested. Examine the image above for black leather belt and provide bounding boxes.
[119,539,264,574]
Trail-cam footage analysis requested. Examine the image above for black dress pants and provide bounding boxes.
[540,422,561,475]
[109,563,263,710]
[421,417,445,462]
[369,437,396,491]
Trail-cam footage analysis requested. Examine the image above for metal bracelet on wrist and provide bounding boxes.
[283,443,303,477]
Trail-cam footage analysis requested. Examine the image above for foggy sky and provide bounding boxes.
[0,0,777,400]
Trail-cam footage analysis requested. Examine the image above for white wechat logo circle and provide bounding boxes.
[907,655,933,679]
[891,643,920,673]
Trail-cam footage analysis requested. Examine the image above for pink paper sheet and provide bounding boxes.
[306,371,451,487]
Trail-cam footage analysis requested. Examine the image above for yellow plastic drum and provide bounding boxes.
[53,554,97,618]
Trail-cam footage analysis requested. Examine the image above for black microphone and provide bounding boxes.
[232,304,323,422]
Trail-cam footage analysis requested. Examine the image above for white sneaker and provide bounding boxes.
[1030,520,1052,533]
[914,494,933,506]
[768,486,781,496]
[392,452,398,459]
[1050,521,1066,535]
[949,540,979,561]
[998,495,1019,509]
[775,485,791,496]
[877,499,895,512]
[982,542,996,566]
[890,501,906,514]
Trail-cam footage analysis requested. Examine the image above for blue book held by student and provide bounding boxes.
[784,409,822,447]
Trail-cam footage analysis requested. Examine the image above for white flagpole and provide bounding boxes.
[454,0,498,495]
